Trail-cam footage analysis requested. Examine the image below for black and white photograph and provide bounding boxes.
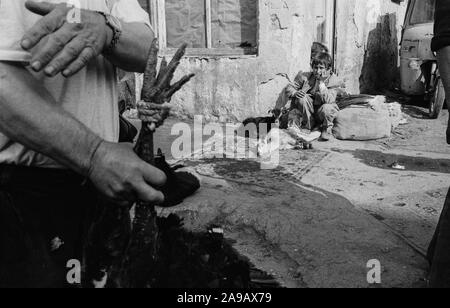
[0,0,449,292]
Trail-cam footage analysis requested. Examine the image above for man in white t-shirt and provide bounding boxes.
[0,0,166,287]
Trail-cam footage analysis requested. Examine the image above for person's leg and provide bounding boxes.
[427,0,450,288]
[437,47,450,144]
[0,191,35,288]
[0,166,91,288]
[274,88,293,129]
[317,103,339,140]
[286,107,302,128]
[296,96,315,130]
[427,49,450,287]
[0,188,65,288]
[274,87,291,111]
[429,188,450,288]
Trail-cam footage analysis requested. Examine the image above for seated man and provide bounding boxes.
[275,52,345,141]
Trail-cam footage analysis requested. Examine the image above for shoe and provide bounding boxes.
[288,123,311,136]
[321,127,333,141]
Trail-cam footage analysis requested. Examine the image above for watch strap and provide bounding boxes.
[98,11,122,54]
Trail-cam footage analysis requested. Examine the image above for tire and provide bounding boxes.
[430,78,446,119]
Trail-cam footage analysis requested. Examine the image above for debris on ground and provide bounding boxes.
[390,162,406,170]
[399,118,409,125]
[50,237,65,252]
[387,102,407,130]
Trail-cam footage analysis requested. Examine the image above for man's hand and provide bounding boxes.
[319,81,328,94]
[295,90,307,99]
[88,141,167,206]
[21,1,111,77]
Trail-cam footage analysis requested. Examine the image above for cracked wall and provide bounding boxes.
[335,0,407,94]
[164,0,407,122]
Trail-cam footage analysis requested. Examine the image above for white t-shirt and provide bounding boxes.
[0,0,150,168]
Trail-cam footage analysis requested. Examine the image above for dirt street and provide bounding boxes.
[153,103,449,288]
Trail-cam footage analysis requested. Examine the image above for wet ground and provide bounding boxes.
[137,98,449,288]
[163,153,430,288]
[332,149,450,174]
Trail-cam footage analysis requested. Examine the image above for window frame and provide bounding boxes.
[149,0,259,57]
[406,0,435,26]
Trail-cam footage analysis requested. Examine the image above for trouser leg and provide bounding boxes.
[428,187,450,288]
[0,166,93,288]
[287,108,302,128]
[274,87,291,111]
[295,96,315,130]
[274,88,293,129]
[316,103,339,130]
[436,47,450,144]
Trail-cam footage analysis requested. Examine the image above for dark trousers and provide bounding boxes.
[428,187,450,288]
[0,164,98,288]
[432,0,450,52]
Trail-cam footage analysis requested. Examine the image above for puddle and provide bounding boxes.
[154,214,281,288]
[332,149,450,174]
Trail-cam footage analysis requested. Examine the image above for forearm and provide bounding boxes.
[105,22,154,73]
[0,62,102,174]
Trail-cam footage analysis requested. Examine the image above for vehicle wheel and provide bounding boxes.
[430,77,446,119]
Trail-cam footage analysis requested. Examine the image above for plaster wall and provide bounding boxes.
[143,0,408,121]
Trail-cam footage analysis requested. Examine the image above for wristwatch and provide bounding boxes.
[98,11,123,54]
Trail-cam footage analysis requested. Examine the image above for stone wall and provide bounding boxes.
[161,0,316,122]
[138,0,408,122]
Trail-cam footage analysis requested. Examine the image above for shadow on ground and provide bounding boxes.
[164,154,429,288]
[331,148,450,174]
[154,214,281,288]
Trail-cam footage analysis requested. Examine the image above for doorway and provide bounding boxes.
[313,0,336,61]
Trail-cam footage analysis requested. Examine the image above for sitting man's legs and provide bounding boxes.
[316,103,339,141]
[294,96,315,130]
